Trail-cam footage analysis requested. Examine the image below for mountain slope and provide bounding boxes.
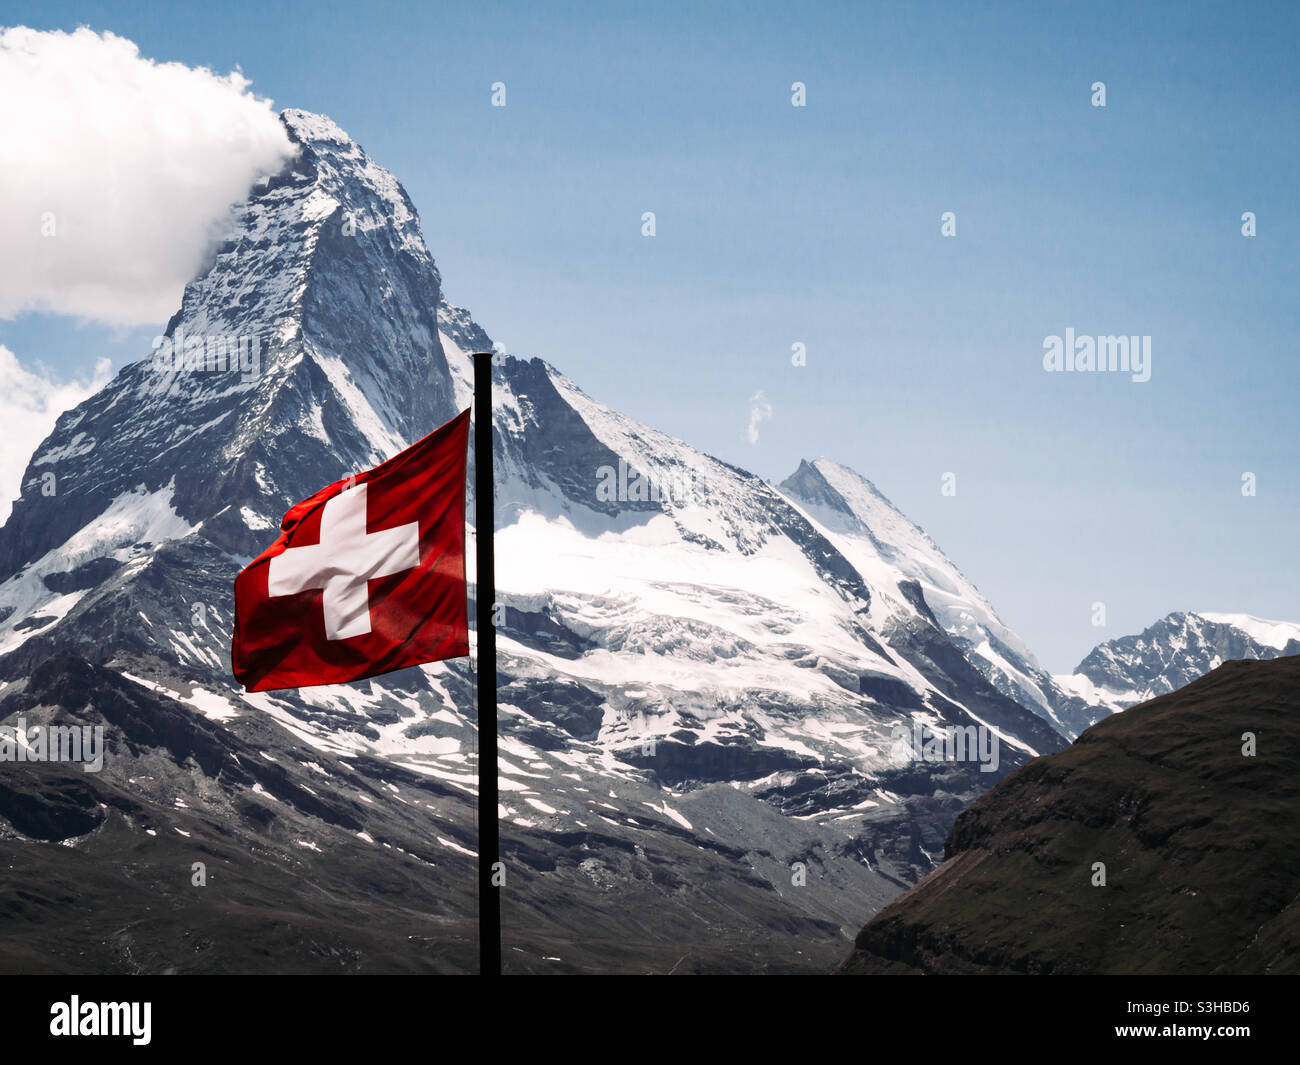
[780,458,1088,737]
[1,109,1064,973]
[837,655,1300,974]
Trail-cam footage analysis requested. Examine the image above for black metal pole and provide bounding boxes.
[472,351,501,977]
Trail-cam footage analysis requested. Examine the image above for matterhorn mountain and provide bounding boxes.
[0,109,1277,974]
[1054,611,1300,718]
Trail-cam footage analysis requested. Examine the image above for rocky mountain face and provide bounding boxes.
[1053,611,1300,721]
[838,655,1300,974]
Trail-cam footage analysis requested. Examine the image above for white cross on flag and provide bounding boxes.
[232,409,470,691]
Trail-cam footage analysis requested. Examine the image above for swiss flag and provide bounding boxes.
[232,409,471,692]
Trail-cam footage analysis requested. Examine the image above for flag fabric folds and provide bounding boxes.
[232,409,470,692]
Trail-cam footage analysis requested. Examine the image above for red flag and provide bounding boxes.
[232,409,470,692]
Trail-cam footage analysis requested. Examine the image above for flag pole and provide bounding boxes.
[472,351,501,977]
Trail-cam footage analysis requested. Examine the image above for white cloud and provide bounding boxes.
[0,26,295,325]
[0,345,113,523]
[746,390,772,445]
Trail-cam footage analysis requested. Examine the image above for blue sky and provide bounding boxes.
[2,0,1297,672]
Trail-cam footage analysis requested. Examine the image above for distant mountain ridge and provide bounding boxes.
[1054,611,1300,720]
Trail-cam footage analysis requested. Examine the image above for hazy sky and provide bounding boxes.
[2,0,1297,672]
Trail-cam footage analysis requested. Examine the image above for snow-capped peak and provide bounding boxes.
[778,456,1072,729]
[1054,610,1300,719]
[1196,612,1300,651]
[280,108,353,145]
